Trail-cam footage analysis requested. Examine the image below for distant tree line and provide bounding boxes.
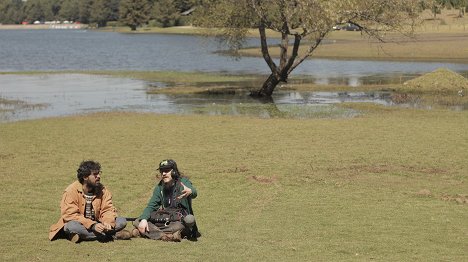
[0,0,198,28]
[424,0,468,17]
[1,0,466,29]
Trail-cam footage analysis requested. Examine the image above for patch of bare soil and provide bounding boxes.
[415,190,467,205]
[402,68,468,94]
[250,175,277,184]
[416,189,432,196]
[326,164,447,176]
[225,166,249,173]
[441,193,468,204]
[0,153,15,160]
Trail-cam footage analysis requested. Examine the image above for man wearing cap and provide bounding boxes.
[49,160,132,243]
[133,159,199,241]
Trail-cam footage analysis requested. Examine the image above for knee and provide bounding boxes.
[183,215,195,228]
[64,220,86,233]
[115,217,128,230]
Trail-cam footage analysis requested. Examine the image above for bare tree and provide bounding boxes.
[194,0,424,97]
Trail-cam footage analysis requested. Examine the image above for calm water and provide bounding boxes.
[1,30,467,121]
[1,30,468,79]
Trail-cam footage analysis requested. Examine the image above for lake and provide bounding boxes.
[0,30,467,122]
[1,30,468,78]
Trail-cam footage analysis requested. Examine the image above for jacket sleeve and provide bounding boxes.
[60,190,95,229]
[98,189,117,227]
[139,185,162,220]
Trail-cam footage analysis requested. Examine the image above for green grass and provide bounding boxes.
[0,108,467,261]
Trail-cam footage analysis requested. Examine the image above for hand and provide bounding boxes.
[177,182,192,200]
[138,219,149,234]
[93,223,106,234]
[102,222,113,232]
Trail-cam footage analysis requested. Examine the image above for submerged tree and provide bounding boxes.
[194,0,424,97]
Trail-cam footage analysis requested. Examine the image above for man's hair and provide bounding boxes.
[77,160,101,184]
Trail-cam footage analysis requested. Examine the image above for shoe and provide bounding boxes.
[160,234,170,241]
[131,228,141,238]
[161,231,182,242]
[114,229,132,240]
[172,230,181,242]
[68,233,80,243]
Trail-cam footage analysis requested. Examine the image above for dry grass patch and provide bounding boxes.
[402,68,468,93]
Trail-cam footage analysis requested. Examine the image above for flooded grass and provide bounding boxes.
[0,97,48,112]
[0,97,49,122]
[1,69,468,123]
[89,70,258,84]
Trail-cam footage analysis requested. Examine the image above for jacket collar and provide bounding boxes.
[72,181,84,193]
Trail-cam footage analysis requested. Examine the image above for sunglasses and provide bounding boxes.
[159,169,172,174]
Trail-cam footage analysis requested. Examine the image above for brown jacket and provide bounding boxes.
[49,181,117,240]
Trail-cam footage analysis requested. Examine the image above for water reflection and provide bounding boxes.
[273,91,392,105]
[294,73,421,86]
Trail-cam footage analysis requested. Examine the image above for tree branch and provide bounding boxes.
[282,34,301,77]
[258,25,278,74]
[289,31,328,74]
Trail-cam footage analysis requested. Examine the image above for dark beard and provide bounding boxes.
[163,182,175,194]
[86,181,104,195]
[163,180,175,188]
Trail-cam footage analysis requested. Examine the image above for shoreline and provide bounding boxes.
[0,24,88,30]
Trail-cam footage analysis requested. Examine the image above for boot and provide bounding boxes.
[114,229,132,240]
[131,228,141,238]
[68,233,80,243]
[161,231,181,242]
[172,230,182,242]
[160,233,171,241]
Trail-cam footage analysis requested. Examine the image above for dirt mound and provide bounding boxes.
[402,68,468,94]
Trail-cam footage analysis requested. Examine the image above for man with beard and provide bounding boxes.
[133,159,199,241]
[49,160,132,243]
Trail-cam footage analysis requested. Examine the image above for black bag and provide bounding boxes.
[149,207,187,226]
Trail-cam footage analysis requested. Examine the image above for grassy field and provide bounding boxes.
[0,106,467,261]
[0,8,467,261]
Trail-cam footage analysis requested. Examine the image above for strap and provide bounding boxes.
[169,180,181,208]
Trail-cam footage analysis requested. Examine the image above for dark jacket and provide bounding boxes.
[139,177,197,220]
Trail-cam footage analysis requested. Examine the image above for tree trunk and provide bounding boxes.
[250,73,280,97]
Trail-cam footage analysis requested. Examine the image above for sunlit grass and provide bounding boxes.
[0,108,467,261]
